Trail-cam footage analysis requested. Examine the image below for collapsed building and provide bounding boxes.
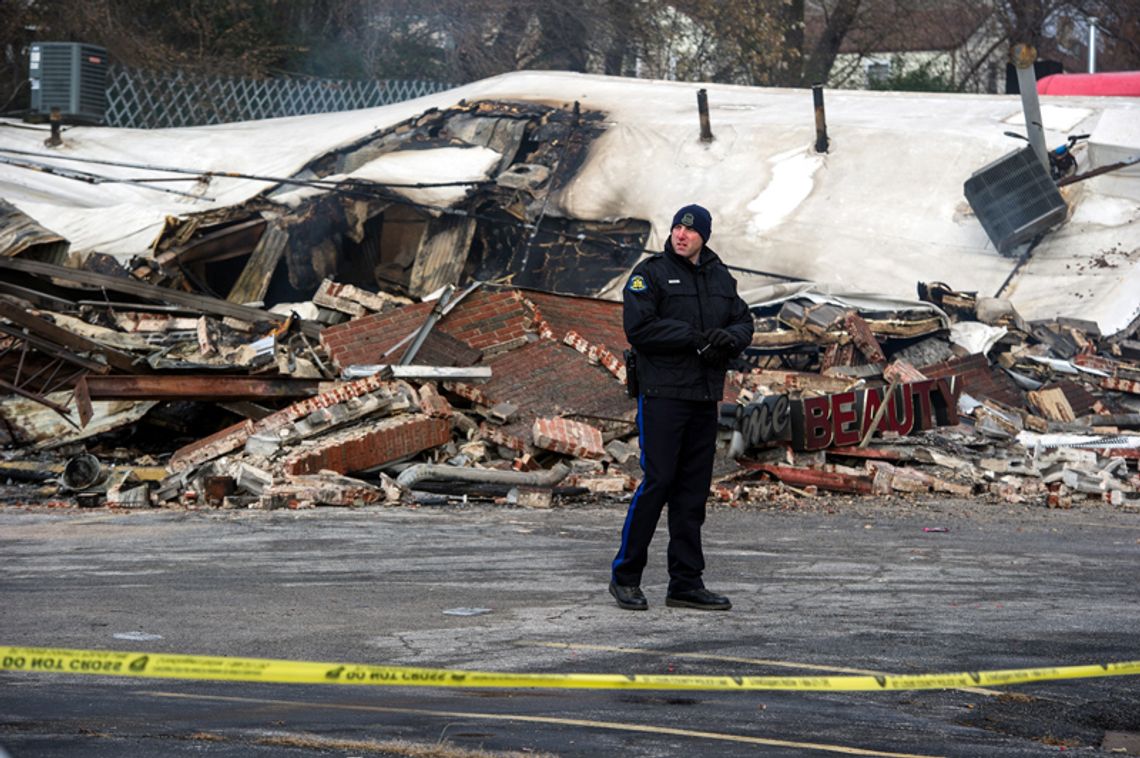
[0,72,1137,509]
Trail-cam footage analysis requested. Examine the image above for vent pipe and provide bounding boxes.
[697,88,713,142]
[1088,18,1098,73]
[812,84,829,153]
[1011,44,1049,172]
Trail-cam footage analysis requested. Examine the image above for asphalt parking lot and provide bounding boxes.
[1,495,1138,757]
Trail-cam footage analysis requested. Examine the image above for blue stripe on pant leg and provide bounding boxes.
[611,394,645,579]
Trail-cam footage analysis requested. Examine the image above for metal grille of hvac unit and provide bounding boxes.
[29,42,108,123]
[964,146,1067,255]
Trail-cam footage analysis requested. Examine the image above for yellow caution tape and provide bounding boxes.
[2,646,1138,691]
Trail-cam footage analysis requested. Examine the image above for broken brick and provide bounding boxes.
[417,382,454,418]
[282,414,450,476]
[844,312,886,363]
[532,416,605,459]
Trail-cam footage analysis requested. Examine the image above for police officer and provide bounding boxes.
[610,204,754,611]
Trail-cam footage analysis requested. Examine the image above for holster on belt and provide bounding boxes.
[623,349,639,398]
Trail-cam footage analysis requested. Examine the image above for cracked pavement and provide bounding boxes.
[1,497,1138,757]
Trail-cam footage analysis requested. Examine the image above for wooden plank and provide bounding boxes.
[156,217,267,267]
[1028,386,1076,422]
[408,216,477,298]
[0,254,322,338]
[226,222,290,305]
[74,374,93,427]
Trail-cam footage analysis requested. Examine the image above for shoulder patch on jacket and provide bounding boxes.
[626,274,648,293]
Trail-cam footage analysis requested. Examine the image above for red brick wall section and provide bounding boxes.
[282,414,450,475]
[439,290,532,352]
[476,339,634,445]
[168,375,402,473]
[563,330,626,384]
[533,416,605,459]
[522,290,627,353]
[1047,379,1100,417]
[479,422,532,453]
[321,289,536,370]
[320,302,433,369]
[444,381,494,408]
[920,353,1025,409]
[168,419,255,473]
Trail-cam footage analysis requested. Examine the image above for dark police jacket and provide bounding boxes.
[623,241,755,401]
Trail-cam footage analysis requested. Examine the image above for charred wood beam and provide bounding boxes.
[0,296,138,373]
[216,401,275,421]
[227,222,290,306]
[0,279,76,311]
[81,374,323,401]
[155,217,267,267]
[75,300,201,314]
[0,257,321,339]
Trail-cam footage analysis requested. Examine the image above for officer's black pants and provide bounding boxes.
[611,395,718,594]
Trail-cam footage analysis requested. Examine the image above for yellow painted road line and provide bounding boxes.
[143,690,944,758]
[3,646,1138,691]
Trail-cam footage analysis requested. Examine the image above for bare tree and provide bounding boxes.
[0,0,37,111]
[1094,1,1140,69]
[804,0,863,84]
[7,0,1132,104]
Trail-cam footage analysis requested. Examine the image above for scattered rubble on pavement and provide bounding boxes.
[0,254,1137,512]
[726,281,1139,508]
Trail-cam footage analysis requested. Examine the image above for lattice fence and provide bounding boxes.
[105,66,453,129]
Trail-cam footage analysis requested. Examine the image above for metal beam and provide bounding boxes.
[0,296,138,372]
[81,374,324,401]
[0,322,109,373]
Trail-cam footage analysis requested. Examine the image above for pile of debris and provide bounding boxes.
[1,249,1137,511]
[0,259,638,508]
[723,281,1140,508]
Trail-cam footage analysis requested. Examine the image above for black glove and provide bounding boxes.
[698,343,731,366]
[705,328,736,351]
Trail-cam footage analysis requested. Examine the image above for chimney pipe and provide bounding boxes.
[44,107,63,148]
[1011,44,1049,172]
[697,88,713,142]
[812,84,829,153]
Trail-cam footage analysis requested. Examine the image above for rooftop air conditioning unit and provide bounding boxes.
[29,42,108,123]
[964,146,1067,256]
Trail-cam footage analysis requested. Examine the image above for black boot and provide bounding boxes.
[665,588,731,611]
[609,581,648,611]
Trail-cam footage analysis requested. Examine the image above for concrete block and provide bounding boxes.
[574,475,630,494]
[604,439,637,464]
[508,485,553,508]
[235,462,274,496]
